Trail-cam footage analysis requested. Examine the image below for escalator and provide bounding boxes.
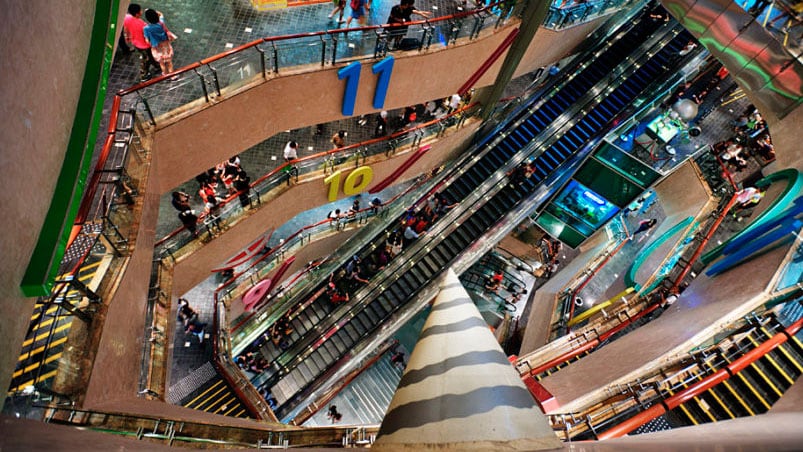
[245,8,696,420]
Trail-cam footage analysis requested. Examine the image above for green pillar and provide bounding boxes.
[481,0,552,121]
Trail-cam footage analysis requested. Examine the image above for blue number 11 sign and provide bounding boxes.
[338,56,395,116]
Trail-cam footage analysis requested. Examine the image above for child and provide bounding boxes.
[143,9,178,80]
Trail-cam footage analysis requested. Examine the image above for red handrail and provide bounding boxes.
[597,316,803,439]
[66,97,123,253]
[671,192,739,291]
[566,238,629,332]
[117,1,509,97]
[369,145,431,194]
[714,152,738,191]
[251,256,296,312]
[153,103,476,248]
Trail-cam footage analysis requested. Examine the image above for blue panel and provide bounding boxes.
[338,61,361,116]
[371,56,394,109]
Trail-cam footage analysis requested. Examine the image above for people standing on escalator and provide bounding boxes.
[484,270,504,293]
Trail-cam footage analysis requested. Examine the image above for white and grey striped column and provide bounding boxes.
[374,269,561,450]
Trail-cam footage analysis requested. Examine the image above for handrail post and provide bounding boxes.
[194,68,210,103]
[319,35,327,67]
[209,66,222,97]
[271,41,279,73]
[423,23,433,49]
[255,45,267,78]
[331,34,339,65]
[136,92,156,126]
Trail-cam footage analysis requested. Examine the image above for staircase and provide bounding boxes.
[305,354,403,426]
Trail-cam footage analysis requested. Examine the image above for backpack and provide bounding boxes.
[350,0,359,9]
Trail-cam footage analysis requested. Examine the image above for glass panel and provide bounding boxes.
[546,179,619,236]
[775,243,803,292]
[594,142,661,187]
[535,210,587,249]
[574,158,643,208]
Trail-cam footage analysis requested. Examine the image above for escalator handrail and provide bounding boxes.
[252,16,691,397]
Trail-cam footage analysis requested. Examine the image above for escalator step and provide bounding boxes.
[376,296,394,314]
[317,345,333,364]
[523,116,545,135]
[346,323,363,342]
[362,307,380,326]
[351,313,371,333]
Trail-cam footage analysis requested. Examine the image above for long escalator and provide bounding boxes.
[246,10,694,420]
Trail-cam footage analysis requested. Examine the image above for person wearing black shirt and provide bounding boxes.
[387,0,431,48]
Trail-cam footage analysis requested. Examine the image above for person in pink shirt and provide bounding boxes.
[123,3,160,82]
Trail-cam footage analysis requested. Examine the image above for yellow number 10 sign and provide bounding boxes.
[324,166,373,202]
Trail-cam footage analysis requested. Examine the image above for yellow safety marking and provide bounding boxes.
[13,352,62,378]
[223,403,243,416]
[198,385,228,412]
[775,343,803,373]
[704,385,735,419]
[762,3,774,27]
[233,408,247,418]
[722,356,772,410]
[748,362,784,396]
[78,261,101,274]
[701,358,755,415]
[21,321,73,348]
[747,334,795,384]
[721,380,756,415]
[721,93,746,106]
[18,336,69,363]
[567,287,635,327]
[30,305,60,323]
[214,395,238,414]
[666,386,699,425]
[10,369,59,394]
[185,380,223,408]
[731,369,769,409]
[678,371,717,422]
[687,369,729,420]
[789,335,803,353]
[760,327,803,373]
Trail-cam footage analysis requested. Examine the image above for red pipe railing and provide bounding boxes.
[117,1,509,97]
[670,192,739,291]
[522,299,664,378]
[369,145,430,194]
[714,152,739,191]
[566,237,629,332]
[597,316,803,439]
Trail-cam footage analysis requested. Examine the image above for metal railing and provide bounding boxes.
[546,311,802,440]
[27,0,640,418]
[543,0,639,30]
[154,103,480,260]
[117,1,523,125]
